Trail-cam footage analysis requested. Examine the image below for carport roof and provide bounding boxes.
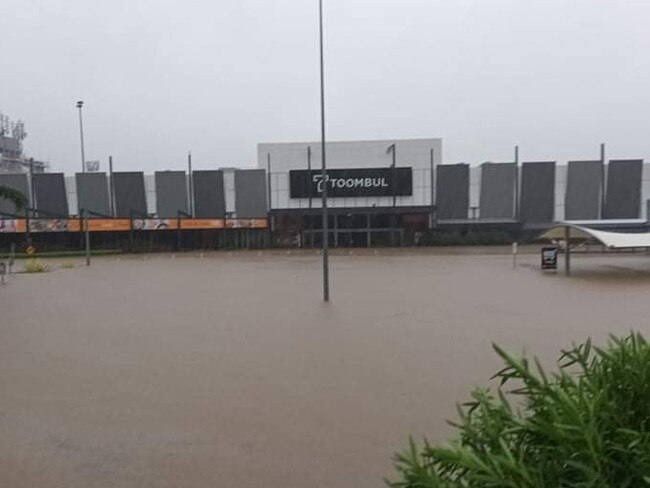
[540,222,650,249]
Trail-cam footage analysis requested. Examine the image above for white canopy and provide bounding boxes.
[540,223,650,249]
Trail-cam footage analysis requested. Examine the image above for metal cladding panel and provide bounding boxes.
[113,172,147,218]
[520,161,556,223]
[0,173,29,215]
[155,171,188,218]
[603,159,643,219]
[479,163,517,219]
[33,173,69,217]
[436,164,469,219]
[234,169,268,218]
[76,173,110,217]
[565,160,602,220]
[192,170,225,218]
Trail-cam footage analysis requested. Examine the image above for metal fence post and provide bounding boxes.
[9,242,15,274]
[85,213,91,266]
[565,226,571,276]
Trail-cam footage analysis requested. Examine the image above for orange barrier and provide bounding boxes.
[0,218,268,233]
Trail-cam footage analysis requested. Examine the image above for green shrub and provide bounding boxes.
[23,258,49,273]
[389,333,650,487]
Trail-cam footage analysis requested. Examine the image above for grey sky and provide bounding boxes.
[2,0,649,173]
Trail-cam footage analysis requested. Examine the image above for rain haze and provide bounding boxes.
[2,0,650,172]
[4,3,650,487]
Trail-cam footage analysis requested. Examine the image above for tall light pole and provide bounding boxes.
[319,0,330,302]
[387,143,397,246]
[76,100,86,173]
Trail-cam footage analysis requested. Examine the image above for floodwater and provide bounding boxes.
[1,248,650,487]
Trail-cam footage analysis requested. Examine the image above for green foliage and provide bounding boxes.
[389,333,650,488]
[23,258,49,273]
[0,185,27,210]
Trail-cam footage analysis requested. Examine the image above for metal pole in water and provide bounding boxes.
[266,152,273,248]
[77,101,86,173]
[9,242,15,274]
[109,155,115,217]
[85,213,91,266]
[388,143,397,246]
[429,148,435,229]
[307,146,313,209]
[564,225,571,276]
[514,145,520,221]
[188,151,194,217]
[600,143,606,219]
[319,0,330,302]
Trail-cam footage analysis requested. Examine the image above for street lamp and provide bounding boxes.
[319,0,330,302]
[387,143,397,246]
[76,100,86,173]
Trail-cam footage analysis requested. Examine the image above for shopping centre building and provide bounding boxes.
[0,137,647,249]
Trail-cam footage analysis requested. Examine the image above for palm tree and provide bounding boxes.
[0,186,27,211]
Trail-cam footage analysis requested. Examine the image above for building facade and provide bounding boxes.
[259,138,442,246]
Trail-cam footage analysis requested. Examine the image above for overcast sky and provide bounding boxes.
[2,0,649,173]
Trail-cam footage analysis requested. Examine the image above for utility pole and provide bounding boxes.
[188,152,194,217]
[319,0,330,302]
[387,143,397,246]
[600,143,606,219]
[76,101,86,173]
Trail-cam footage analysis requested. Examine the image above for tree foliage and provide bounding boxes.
[389,333,650,487]
[0,185,27,210]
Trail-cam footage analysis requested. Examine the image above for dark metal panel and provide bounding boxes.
[436,164,469,220]
[0,173,29,215]
[155,171,188,218]
[76,172,110,217]
[565,160,602,220]
[235,169,268,218]
[112,172,147,218]
[33,173,69,217]
[603,159,643,219]
[520,161,555,223]
[192,170,225,218]
[479,163,517,219]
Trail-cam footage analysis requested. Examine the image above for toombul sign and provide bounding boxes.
[290,167,412,198]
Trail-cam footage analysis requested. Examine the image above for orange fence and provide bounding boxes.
[0,218,268,234]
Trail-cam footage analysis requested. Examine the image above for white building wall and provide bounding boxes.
[642,163,650,220]
[469,166,481,219]
[144,174,156,215]
[258,139,442,210]
[223,169,236,214]
[65,176,77,216]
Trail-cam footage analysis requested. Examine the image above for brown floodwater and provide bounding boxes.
[1,248,650,487]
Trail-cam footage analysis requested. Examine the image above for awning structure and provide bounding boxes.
[540,223,650,249]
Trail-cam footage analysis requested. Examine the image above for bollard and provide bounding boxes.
[9,243,15,274]
[512,241,518,268]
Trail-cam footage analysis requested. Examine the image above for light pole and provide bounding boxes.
[319,0,330,302]
[387,143,397,246]
[76,100,86,173]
